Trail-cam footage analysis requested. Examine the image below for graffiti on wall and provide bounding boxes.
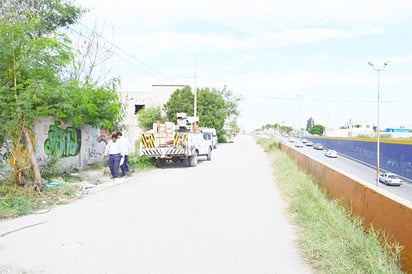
[97,129,111,145]
[44,124,81,158]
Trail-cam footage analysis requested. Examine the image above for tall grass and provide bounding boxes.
[257,138,402,273]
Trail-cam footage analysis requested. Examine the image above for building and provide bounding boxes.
[325,121,374,137]
[120,84,186,152]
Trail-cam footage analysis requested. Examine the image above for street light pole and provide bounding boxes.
[368,61,389,186]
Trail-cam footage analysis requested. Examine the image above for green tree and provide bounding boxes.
[197,87,226,131]
[280,125,293,134]
[306,117,314,131]
[163,86,194,121]
[219,85,241,117]
[0,0,85,36]
[137,106,164,130]
[163,86,239,139]
[0,2,123,187]
[309,124,325,135]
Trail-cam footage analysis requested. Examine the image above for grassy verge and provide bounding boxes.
[256,137,402,273]
[0,179,79,219]
[0,153,155,220]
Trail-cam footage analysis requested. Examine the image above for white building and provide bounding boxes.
[325,121,374,137]
[120,85,185,153]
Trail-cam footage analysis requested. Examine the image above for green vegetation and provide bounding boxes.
[308,124,325,135]
[256,137,402,273]
[137,106,165,130]
[0,178,79,219]
[259,123,293,135]
[0,1,124,188]
[0,152,154,219]
[161,85,241,142]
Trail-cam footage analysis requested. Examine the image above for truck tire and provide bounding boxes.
[155,158,166,168]
[188,152,198,167]
[207,147,212,161]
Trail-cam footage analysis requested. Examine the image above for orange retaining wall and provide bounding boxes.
[281,144,412,272]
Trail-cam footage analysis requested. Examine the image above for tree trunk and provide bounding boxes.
[23,127,42,186]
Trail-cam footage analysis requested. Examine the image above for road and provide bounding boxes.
[0,135,311,274]
[287,140,412,202]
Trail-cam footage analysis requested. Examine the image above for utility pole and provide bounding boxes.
[194,55,197,118]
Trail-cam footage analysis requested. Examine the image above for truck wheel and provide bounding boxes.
[155,158,166,168]
[207,147,212,161]
[188,152,198,167]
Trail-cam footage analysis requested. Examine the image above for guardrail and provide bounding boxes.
[281,143,412,272]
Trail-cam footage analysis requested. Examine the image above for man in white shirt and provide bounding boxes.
[117,131,131,177]
[104,133,123,182]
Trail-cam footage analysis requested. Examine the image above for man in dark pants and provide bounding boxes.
[104,133,124,182]
[117,131,131,177]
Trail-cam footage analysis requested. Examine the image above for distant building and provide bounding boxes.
[385,128,410,133]
[325,120,412,138]
[326,121,374,137]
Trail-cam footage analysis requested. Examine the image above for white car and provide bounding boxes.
[295,141,304,148]
[324,149,338,158]
[379,172,403,186]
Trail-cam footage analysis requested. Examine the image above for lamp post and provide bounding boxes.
[193,56,197,118]
[368,61,389,186]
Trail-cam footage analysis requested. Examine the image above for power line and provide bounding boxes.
[67,21,169,80]
[76,21,164,76]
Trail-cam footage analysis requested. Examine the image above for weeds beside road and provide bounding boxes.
[256,137,402,273]
[0,137,403,273]
[0,154,154,220]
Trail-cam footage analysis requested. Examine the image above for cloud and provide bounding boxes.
[79,0,412,29]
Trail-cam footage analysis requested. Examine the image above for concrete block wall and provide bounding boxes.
[281,144,412,272]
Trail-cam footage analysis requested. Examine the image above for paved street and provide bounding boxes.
[0,135,312,274]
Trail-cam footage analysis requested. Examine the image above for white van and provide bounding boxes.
[201,128,218,148]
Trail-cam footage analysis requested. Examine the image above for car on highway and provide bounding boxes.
[295,141,304,148]
[305,141,314,146]
[324,149,338,158]
[301,138,308,143]
[379,172,403,186]
[313,143,324,150]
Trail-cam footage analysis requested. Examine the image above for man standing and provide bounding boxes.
[104,133,123,182]
[117,131,131,177]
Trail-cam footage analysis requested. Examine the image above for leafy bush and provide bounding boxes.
[128,154,154,169]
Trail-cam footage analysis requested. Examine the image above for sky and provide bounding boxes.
[72,0,412,132]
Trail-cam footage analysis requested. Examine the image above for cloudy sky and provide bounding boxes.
[73,0,412,132]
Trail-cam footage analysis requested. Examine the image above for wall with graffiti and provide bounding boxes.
[34,117,111,170]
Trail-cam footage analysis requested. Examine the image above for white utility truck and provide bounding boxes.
[140,113,213,167]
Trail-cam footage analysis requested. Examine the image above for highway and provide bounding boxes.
[284,139,412,202]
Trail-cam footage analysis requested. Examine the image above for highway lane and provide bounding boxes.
[284,140,412,202]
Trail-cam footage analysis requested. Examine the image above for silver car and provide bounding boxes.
[324,149,338,158]
[379,173,403,186]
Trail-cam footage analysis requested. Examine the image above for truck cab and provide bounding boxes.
[201,127,218,149]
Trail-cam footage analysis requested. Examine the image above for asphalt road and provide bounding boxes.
[287,140,412,202]
[0,135,312,274]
